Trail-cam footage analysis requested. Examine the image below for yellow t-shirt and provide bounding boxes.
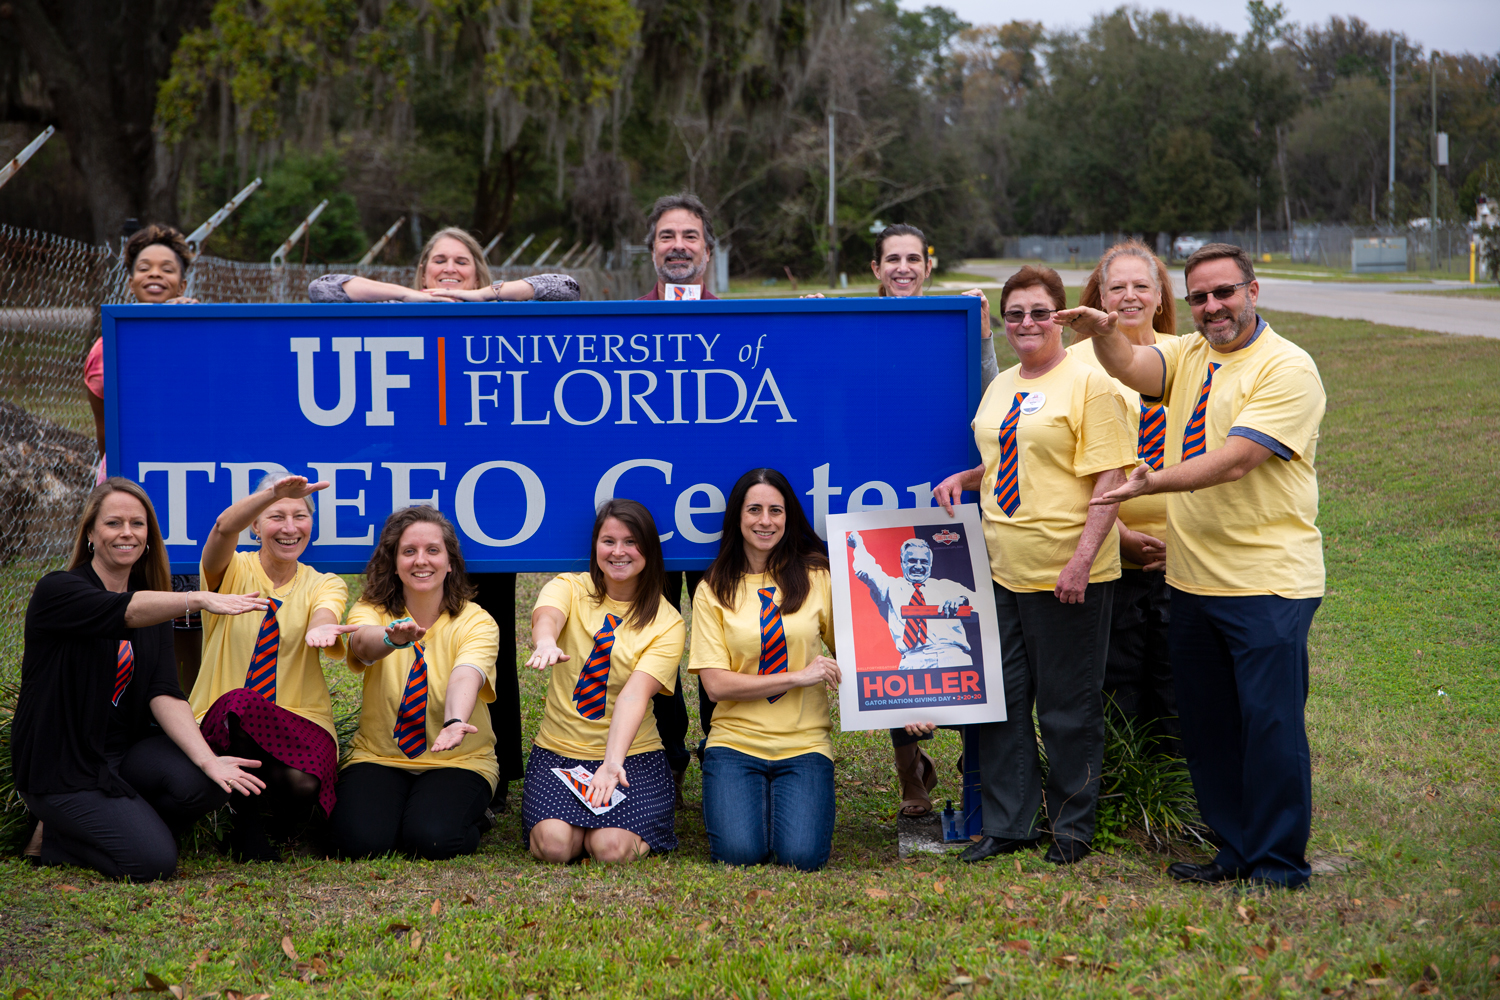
[688,570,836,761]
[531,573,684,760]
[343,600,500,790]
[1154,323,1326,598]
[1070,336,1173,565]
[975,353,1136,591]
[191,551,348,738]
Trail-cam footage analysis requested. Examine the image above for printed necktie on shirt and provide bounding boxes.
[573,614,620,721]
[993,392,1026,517]
[392,641,430,759]
[903,583,929,649]
[111,640,133,707]
[242,597,284,703]
[1138,399,1167,470]
[1181,362,1222,461]
[757,587,789,704]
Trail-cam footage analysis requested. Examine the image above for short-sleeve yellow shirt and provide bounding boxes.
[343,600,500,790]
[531,573,684,761]
[191,551,348,738]
[1070,336,1173,564]
[688,570,836,762]
[975,352,1137,591]
[1153,323,1326,598]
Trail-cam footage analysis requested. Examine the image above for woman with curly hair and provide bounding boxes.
[328,507,500,860]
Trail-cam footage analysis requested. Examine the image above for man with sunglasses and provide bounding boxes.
[1057,243,1326,893]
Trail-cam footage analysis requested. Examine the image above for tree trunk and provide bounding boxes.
[9,0,208,244]
[473,148,529,247]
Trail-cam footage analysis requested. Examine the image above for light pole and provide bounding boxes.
[827,111,837,289]
[1388,37,1397,224]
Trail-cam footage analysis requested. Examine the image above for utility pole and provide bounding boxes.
[827,112,837,289]
[1431,51,1439,271]
[1388,37,1397,224]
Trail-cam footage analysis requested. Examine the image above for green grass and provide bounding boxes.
[1,312,1498,998]
[1394,285,1500,299]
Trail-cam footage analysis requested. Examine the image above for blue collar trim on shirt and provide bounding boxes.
[1230,315,1268,352]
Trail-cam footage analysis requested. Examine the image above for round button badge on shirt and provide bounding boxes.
[1020,392,1046,415]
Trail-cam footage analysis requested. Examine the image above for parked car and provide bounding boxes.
[1172,235,1205,259]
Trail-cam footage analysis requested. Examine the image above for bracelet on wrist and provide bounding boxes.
[383,617,415,649]
[443,717,463,728]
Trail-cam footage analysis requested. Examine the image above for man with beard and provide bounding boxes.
[847,533,978,671]
[637,193,718,301]
[634,193,717,803]
[1057,243,1326,892]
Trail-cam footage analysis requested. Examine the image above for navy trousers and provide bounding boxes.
[1169,588,1320,887]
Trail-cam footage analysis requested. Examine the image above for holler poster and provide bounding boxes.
[827,504,1006,730]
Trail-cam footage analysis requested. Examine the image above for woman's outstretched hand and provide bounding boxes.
[525,642,570,671]
[305,623,360,648]
[198,590,271,617]
[385,618,427,647]
[201,755,265,796]
[268,475,330,501]
[431,720,478,753]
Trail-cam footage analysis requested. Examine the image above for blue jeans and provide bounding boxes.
[701,747,834,871]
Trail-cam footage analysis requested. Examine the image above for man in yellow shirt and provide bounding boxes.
[1060,243,1326,891]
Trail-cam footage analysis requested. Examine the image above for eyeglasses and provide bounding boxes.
[1002,308,1056,325]
[1185,280,1251,307]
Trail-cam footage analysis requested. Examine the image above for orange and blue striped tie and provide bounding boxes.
[1139,400,1166,470]
[242,597,283,703]
[902,583,928,649]
[757,587,789,704]
[392,641,429,759]
[573,614,619,720]
[993,392,1025,517]
[111,640,133,706]
[1181,363,1221,461]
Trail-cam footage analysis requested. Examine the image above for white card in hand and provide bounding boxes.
[552,766,625,815]
[663,283,702,300]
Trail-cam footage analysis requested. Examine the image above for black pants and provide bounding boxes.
[21,735,228,881]
[329,763,492,860]
[471,573,524,803]
[968,580,1113,846]
[1104,568,1179,742]
[654,570,711,772]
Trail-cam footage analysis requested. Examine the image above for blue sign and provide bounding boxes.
[102,298,983,573]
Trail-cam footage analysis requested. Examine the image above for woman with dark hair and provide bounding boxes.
[14,478,268,880]
[521,499,685,864]
[189,474,355,861]
[1069,241,1180,744]
[689,469,840,871]
[933,266,1136,866]
[328,507,500,860]
[309,227,579,816]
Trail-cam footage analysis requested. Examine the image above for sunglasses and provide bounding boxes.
[1002,308,1057,325]
[1185,280,1251,308]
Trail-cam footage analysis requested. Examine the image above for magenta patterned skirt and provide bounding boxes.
[200,688,339,816]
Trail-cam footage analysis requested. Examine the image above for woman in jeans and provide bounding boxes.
[689,468,840,871]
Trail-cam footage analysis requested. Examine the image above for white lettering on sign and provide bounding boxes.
[306,462,374,545]
[364,337,424,426]
[138,462,216,545]
[594,459,675,542]
[221,461,291,544]
[291,337,360,426]
[511,372,551,424]
[384,462,446,510]
[696,369,747,423]
[456,461,545,546]
[803,463,843,540]
[554,369,612,425]
[738,369,796,423]
[847,480,899,511]
[907,483,935,508]
[617,371,665,425]
[465,370,503,426]
[675,483,726,544]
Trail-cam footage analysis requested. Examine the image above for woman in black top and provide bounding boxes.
[15,478,269,880]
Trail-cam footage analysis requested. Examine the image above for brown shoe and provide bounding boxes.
[23,819,43,862]
[894,743,938,817]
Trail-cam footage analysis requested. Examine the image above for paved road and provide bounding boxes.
[955,261,1499,339]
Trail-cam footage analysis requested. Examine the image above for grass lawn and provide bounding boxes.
[1394,285,1500,299]
[1,311,1498,998]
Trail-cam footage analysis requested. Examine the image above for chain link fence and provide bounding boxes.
[0,223,650,659]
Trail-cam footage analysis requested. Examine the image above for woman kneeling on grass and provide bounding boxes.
[189,475,355,861]
[690,468,840,872]
[15,479,267,881]
[522,500,685,863]
[328,508,500,860]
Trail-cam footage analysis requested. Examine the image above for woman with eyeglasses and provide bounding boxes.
[1068,241,1180,746]
[932,266,1136,867]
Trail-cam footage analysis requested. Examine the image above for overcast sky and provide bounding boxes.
[914,0,1499,57]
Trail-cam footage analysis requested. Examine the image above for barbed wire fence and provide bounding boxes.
[0,223,651,659]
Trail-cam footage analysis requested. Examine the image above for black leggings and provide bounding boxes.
[21,735,228,881]
[472,573,524,797]
[329,763,492,860]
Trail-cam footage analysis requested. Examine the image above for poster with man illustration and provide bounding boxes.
[827,504,1006,730]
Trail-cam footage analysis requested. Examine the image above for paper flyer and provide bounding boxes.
[551,765,626,815]
[663,283,702,300]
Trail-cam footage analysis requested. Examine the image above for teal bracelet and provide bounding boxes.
[383,617,415,649]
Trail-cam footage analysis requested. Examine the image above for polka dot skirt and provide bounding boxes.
[521,744,678,854]
[200,688,339,816]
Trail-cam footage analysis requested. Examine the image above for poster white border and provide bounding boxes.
[827,503,1006,730]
